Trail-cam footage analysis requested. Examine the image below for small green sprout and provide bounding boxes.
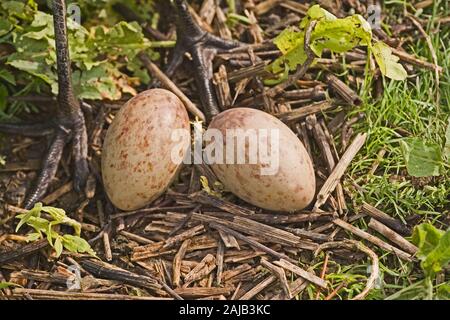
[16,203,97,258]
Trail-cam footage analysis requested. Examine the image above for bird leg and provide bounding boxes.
[167,0,242,122]
[0,0,89,209]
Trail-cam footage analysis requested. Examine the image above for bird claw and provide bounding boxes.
[166,0,243,122]
[0,110,89,209]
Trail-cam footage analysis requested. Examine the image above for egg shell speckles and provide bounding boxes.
[101,89,190,211]
[208,108,316,212]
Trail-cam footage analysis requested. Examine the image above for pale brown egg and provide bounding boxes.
[207,108,315,212]
[102,89,190,211]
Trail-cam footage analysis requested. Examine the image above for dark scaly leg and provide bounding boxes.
[0,122,54,137]
[205,34,241,50]
[191,46,221,119]
[69,109,89,193]
[41,0,89,196]
[0,0,89,209]
[23,131,67,208]
[164,42,185,78]
[169,0,243,122]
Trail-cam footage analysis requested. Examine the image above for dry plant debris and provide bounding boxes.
[0,0,449,301]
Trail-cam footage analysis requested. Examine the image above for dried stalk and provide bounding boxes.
[238,275,276,300]
[11,288,170,300]
[361,202,411,235]
[333,219,412,261]
[313,133,367,210]
[139,53,206,121]
[368,218,418,255]
[315,240,379,300]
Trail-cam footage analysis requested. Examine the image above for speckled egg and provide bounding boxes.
[102,89,190,211]
[207,108,315,212]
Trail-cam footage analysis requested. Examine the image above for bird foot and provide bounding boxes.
[0,110,89,209]
[166,0,242,122]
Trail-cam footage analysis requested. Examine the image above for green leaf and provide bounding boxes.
[299,4,337,29]
[26,232,42,242]
[2,4,151,105]
[436,283,450,300]
[24,216,51,235]
[62,234,97,257]
[41,206,67,223]
[23,11,53,41]
[8,59,39,72]
[267,5,407,83]
[15,202,88,258]
[372,42,407,80]
[309,14,372,57]
[0,19,13,37]
[62,216,82,236]
[54,236,63,258]
[444,118,450,162]
[269,28,306,74]
[422,231,450,277]
[264,64,289,85]
[7,57,56,87]
[268,5,372,78]
[15,202,43,232]
[46,220,56,245]
[400,138,442,177]
[0,69,16,85]
[274,27,304,55]
[412,223,450,277]
[413,223,444,258]
[0,282,22,289]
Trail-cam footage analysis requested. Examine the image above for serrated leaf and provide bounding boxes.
[372,42,407,80]
[413,223,444,258]
[23,11,53,40]
[310,15,372,56]
[412,223,450,277]
[400,138,442,177]
[2,4,151,104]
[299,4,337,29]
[269,28,307,74]
[274,27,304,55]
[268,5,372,79]
[16,202,92,258]
[422,231,450,276]
[267,5,406,83]
[7,57,56,86]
